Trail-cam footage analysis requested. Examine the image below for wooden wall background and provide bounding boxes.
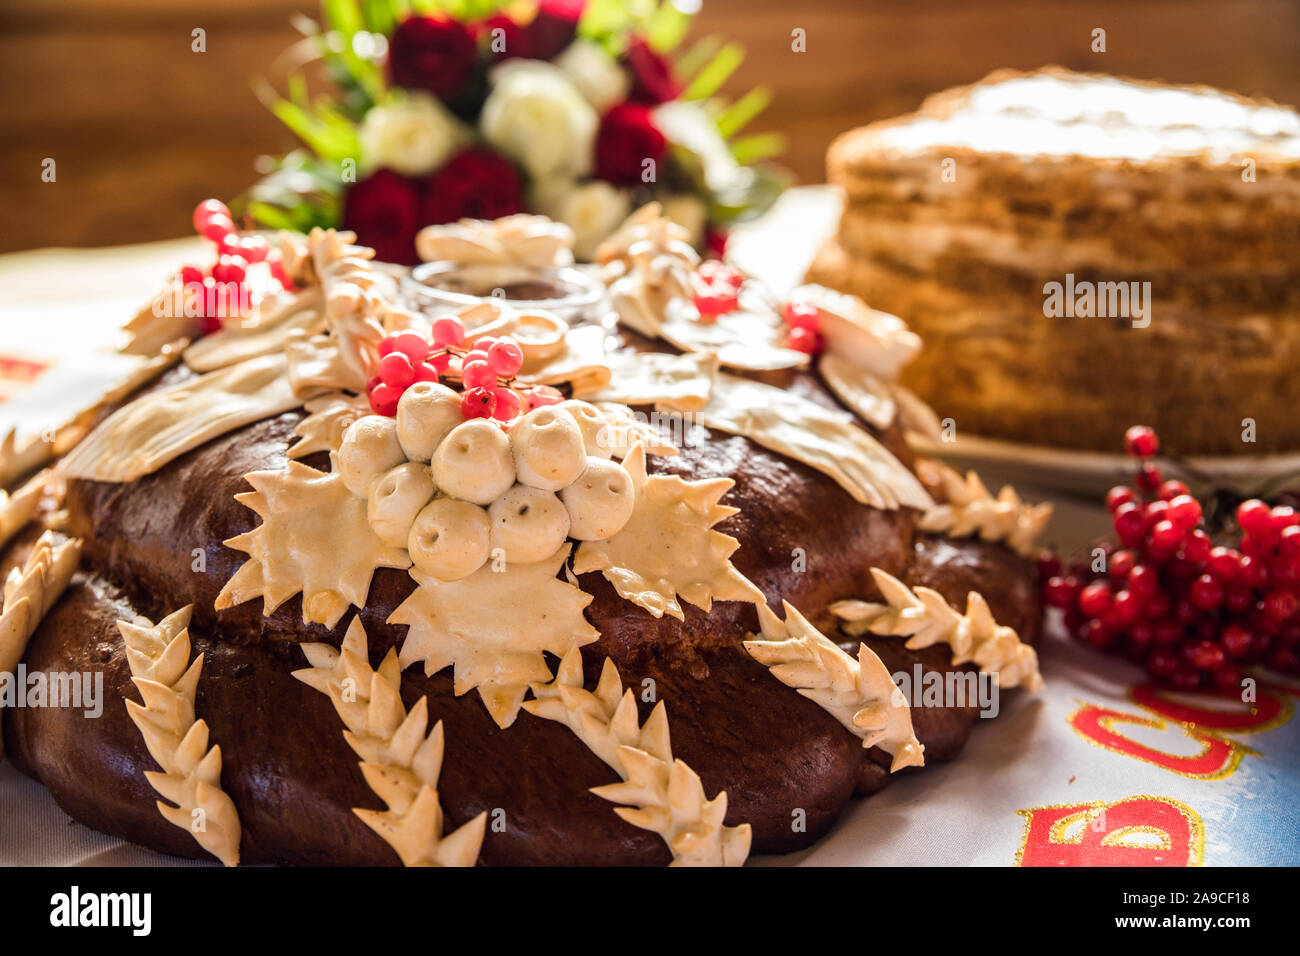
[2,0,1297,253]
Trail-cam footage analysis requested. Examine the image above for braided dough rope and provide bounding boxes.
[306,228,389,390]
[0,531,82,759]
[524,647,752,866]
[118,606,242,866]
[744,600,925,772]
[831,568,1044,691]
[918,462,1052,559]
[293,617,486,867]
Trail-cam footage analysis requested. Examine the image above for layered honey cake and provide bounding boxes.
[0,206,1049,866]
[810,67,1300,455]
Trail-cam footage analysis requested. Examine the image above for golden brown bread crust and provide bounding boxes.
[2,366,1041,865]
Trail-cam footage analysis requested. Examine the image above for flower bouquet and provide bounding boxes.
[240,0,787,264]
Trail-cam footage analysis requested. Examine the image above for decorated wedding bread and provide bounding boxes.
[0,201,1048,866]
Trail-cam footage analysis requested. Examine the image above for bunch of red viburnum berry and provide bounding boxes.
[1039,425,1300,690]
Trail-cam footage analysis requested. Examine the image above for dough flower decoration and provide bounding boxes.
[294,617,486,867]
[118,606,242,867]
[524,647,752,866]
[573,444,765,620]
[744,601,925,772]
[919,462,1053,559]
[416,214,576,268]
[600,205,809,372]
[0,430,54,491]
[832,568,1044,691]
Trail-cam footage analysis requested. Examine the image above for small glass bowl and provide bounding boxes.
[404,262,606,324]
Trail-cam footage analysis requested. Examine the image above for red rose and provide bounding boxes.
[474,14,529,61]
[595,103,667,187]
[422,148,524,225]
[524,0,583,60]
[388,16,477,99]
[624,37,680,104]
[705,227,728,259]
[343,169,423,265]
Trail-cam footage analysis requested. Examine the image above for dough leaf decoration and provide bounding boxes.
[119,605,242,867]
[390,543,599,729]
[216,458,411,629]
[294,617,486,867]
[831,567,1043,691]
[918,462,1052,558]
[573,445,763,620]
[745,600,925,771]
[524,647,751,867]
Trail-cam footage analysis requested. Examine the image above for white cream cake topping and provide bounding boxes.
[677,374,932,511]
[0,531,82,758]
[294,617,486,867]
[416,214,576,268]
[118,606,242,867]
[919,462,1052,558]
[744,600,925,772]
[573,445,764,620]
[871,70,1300,163]
[524,647,752,866]
[61,353,302,483]
[391,543,599,729]
[217,458,411,629]
[832,568,1043,691]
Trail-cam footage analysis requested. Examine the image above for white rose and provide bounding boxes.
[481,60,598,182]
[359,94,466,176]
[653,100,745,193]
[659,194,708,248]
[538,181,631,260]
[554,39,631,114]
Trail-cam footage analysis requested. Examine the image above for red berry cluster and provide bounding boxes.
[781,298,824,355]
[185,199,293,335]
[365,316,560,423]
[1041,425,1300,690]
[691,260,743,319]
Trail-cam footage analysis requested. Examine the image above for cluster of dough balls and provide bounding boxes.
[336,382,638,582]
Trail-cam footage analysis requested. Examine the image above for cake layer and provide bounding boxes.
[836,204,1300,278]
[809,238,1300,454]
